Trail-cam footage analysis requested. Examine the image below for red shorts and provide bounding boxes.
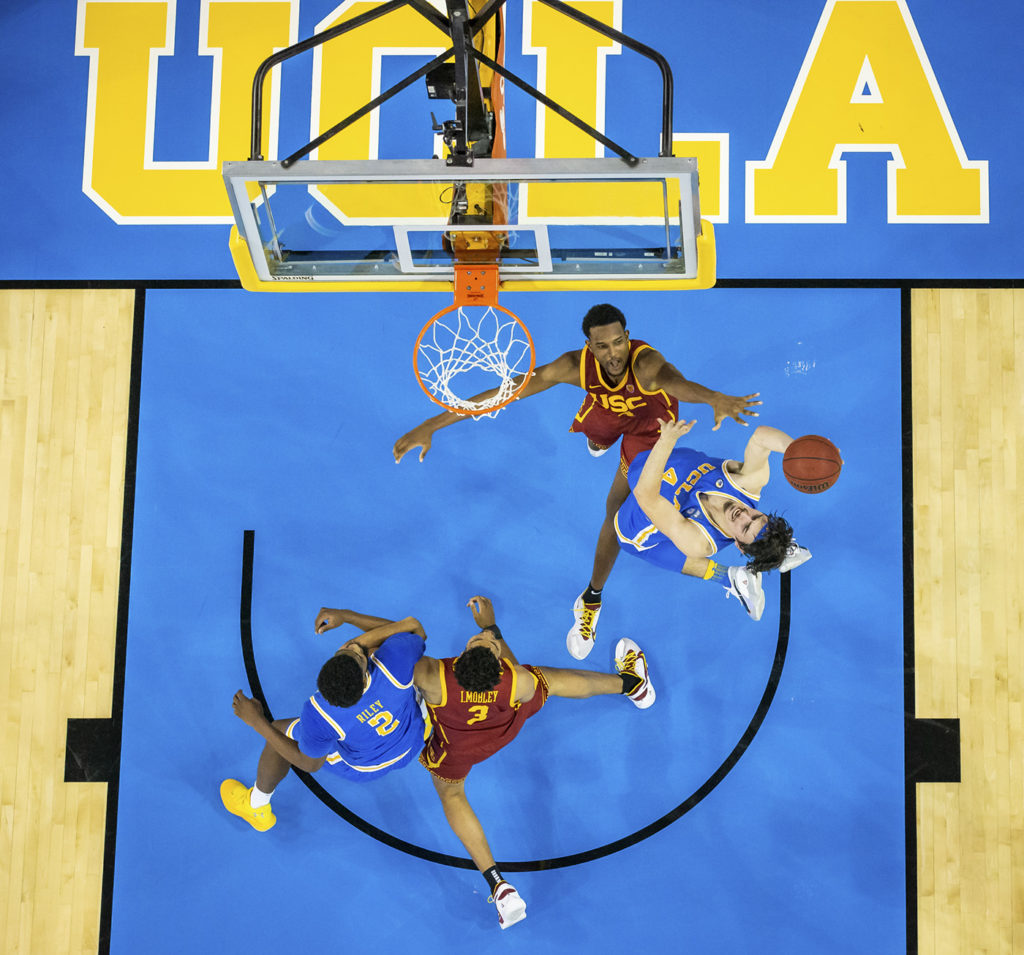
[570,407,663,470]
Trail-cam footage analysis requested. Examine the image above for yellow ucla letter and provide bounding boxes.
[311,0,453,221]
[76,0,296,222]
[746,0,987,222]
[522,0,724,222]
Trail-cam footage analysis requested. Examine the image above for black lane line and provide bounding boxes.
[240,529,790,870]
[901,283,919,955]
[96,292,145,955]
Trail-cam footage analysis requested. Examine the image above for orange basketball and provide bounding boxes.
[783,435,842,494]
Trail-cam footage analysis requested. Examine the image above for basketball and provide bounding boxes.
[783,435,842,493]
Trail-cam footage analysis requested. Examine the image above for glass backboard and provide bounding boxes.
[224,157,715,292]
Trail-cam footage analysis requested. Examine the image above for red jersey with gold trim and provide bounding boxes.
[419,656,548,783]
[569,338,678,467]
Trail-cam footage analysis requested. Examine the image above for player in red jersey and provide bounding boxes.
[394,304,761,660]
[413,595,654,930]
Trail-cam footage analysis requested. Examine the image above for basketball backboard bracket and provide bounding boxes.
[227,0,716,293]
[248,0,675,167]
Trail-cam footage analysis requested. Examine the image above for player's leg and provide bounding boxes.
[430,774,496,871]
[537,666,620,697]
[255,718,298,792]
[589,467,630,590]
[220,717,297,832]
[567,468,631,659]
[539,639,654,709]
[429,773,528,929]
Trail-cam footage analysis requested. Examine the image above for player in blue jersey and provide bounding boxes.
[569,418,811,655]
[220,606,428,832]
[391,304,762,660]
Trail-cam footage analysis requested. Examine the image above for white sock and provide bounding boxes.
[249,784,273,808]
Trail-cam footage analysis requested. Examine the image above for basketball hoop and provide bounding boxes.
[413,264,535,417]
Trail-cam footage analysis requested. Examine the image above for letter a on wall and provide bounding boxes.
[746,0,988,223]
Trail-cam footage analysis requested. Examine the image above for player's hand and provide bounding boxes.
[657,418,697,444]
[467,595,496,628]
[315,608,346,634]
[393,424,433,463]
[232,690,267,728]
[710,392,761,431]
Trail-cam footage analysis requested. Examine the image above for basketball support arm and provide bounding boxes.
[247,0,676,168]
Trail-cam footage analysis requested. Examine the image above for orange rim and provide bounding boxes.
[413,303,536,416]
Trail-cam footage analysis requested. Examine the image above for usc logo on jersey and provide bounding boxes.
[595,393,647,417]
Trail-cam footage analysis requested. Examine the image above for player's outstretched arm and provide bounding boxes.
[633,419,712,557]
[351,616,427,653]
[315,607,424,635]
[315,608,426,648]
[392,351,581,462]
[315,607,391,634]
[231,690,326,774]
[636,350,761,431]
[734,425,793,494]
[466,595,518,664]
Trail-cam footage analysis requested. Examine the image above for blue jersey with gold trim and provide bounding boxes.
[615,447,761,556]
[294,632,425,775]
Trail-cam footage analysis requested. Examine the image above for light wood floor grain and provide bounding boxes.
[2,286,1020,952]
[0,289,134,955]
[912,288,1023,955]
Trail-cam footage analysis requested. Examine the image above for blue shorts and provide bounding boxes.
[285,718,421,782]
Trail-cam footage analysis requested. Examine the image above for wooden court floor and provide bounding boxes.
[0,286,1021,953]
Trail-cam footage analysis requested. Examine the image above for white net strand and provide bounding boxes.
[416,306,533,417]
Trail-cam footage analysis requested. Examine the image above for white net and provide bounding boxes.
[415,305,535,417]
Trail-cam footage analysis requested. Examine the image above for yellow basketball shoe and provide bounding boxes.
[220,779,276,832]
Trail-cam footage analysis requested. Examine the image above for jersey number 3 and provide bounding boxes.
[466,705,489,725]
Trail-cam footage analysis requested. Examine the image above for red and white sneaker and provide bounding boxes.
[491,881,527,929]
[614,638,655,709]
[567,594,601,660]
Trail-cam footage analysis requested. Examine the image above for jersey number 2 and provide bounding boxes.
[368,711,398,736]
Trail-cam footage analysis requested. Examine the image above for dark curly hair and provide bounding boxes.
[317,653,366,707]
[740,513,793,573]
[453,645,503,693]
[582,304,626,338]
